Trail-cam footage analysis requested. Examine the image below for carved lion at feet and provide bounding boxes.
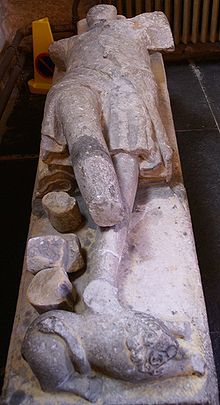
[22,303,205,403]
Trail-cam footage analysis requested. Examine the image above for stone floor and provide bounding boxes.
[166,59,220,394]
[0,58,220,396]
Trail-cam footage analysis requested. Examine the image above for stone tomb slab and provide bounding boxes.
[1,53,218,404]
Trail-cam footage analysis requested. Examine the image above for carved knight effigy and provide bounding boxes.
[37,3,174,213]
[20,5,209,404]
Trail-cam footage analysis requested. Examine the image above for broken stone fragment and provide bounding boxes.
[72,150,125,227]
[26,235,67,274]
[36,158,75,200]
[42,191,82,233]
[64,233,84,273]
[27,268,75,313]
[26,234,84,275]
[74,153,124,227]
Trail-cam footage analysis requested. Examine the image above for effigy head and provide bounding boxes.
[86,4,118,28]
[126,313,179,377]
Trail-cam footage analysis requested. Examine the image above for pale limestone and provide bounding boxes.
[27,234,84,275]
[1,25,218,405]
[27,268,75,313]
[40,5,174,227]
[26,235,67,274]
[64,233,85,273]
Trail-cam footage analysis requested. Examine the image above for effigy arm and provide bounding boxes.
[131,11,174,51]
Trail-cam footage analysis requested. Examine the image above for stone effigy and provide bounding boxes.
[1,5,218,405]
[39,4,174,226]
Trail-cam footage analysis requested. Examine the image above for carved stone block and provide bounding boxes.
[27,267,75,313]
[42,191,82,232]
[27,234,84,274]
[1,5,218,405]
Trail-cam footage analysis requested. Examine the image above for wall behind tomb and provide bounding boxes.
[0,0,71,52]
[0,0,96,53]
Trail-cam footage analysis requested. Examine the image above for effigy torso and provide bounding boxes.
[42,13,173,172]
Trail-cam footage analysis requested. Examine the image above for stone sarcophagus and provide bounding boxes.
[1,5,219,405]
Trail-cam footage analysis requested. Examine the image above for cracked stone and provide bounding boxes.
[27,268,75,313]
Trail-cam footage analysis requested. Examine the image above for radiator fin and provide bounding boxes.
[155,0,163,10]
[145,0,153,12]
[135,0,143,15]
[191,0,201,44]
[182,0,191,44]
[126,0,132,17]
[165,0,172,23]
[117,0,123,14]
[174,0,182,44]
[210,0,219,42]
[201,0,210,42]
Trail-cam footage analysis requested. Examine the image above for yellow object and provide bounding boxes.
[28,17,54,94]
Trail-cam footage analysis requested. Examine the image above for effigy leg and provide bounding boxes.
[57,85,124,227]
[89,152,139,285]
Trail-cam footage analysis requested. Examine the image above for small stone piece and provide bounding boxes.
[26,235,67,274]
[27,268,75,313]
[27,234,84,274]
[42,191,82,233]
[64,234,84,273]
[36,158,75,200]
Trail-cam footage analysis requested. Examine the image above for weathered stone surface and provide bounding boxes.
[89,153,138,285]
[22,283,206,402]
[36,159,75,199]
[26,235,67,274]
[27,234,84,275]
[40,5,174,227]
[64,233,85,273]
[73,152,125,227]
[42,191,82,232]
[27,268,75,313]
[26,234,83,314]
[1,30,218,405]
[21,137,209,401]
